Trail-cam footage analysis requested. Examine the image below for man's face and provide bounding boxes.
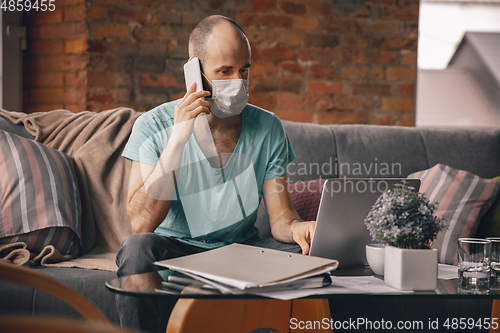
[201,23,251,93]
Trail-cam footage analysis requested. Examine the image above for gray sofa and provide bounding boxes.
[1,113,499,329]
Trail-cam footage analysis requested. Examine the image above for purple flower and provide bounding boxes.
[364,183,446,249]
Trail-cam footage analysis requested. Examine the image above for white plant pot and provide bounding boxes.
[384,246,438,291]
[366,244,385,275]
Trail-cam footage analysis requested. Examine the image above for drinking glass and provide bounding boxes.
[457,238,491,294]
[487,237,500,292]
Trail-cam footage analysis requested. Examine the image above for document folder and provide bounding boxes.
[155,243,338,291]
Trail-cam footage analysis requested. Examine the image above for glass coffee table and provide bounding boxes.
[106,266,500,298]
[107,267,500,333]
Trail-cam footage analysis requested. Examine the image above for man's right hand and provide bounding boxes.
[171,82,211,146]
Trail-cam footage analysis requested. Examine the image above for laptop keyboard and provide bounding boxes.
[331,265,374,276]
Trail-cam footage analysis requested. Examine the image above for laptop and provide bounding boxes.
[308,178,421,271]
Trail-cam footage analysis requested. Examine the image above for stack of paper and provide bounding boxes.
[154,243,338,294]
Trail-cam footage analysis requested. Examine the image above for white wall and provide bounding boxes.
[418,1,500,69]
[0,11,3,108]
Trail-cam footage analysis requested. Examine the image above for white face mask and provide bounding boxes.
[203,73,249,119]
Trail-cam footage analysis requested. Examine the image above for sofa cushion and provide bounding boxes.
[408,164,500,264]
[288,179,326,222]
[282,121,338,183]
[333,125,429,178]
[475,176,500,238]
[0,266,120,324]
[255,178,326,238]
[418,127,500,179]
[0,130,81,256]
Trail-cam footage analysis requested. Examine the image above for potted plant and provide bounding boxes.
[364,183,446,291]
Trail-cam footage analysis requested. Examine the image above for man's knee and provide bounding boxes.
[121,233,158,250]
[116,233,171,277]
[116,233,160,266]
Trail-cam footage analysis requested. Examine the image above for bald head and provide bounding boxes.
[188,15,250,67]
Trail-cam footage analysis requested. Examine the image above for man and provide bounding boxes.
[116,15,315,332]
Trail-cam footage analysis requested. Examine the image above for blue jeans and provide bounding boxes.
[115,233,301,333]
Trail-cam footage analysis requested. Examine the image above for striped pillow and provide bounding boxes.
[408,164,500,265]
[0,130,81,256]
[289,179,327,221]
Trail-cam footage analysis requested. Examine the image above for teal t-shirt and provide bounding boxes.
[122,99,295,249]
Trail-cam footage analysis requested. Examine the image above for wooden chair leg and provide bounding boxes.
[290,299,333,333]
[166,299,292,333]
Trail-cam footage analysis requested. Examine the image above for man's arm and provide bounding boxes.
[126,84,211,233]
[262,173,315,254]
[125,143,182,233]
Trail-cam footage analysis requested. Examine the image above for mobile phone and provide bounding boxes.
[183,57,203,93]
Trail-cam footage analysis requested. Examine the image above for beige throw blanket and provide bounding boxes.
[0,107,142,271]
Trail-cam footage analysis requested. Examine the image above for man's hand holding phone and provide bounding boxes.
[170,83,211,146]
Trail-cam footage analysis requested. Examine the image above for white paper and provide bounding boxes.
[248,276,413,300]
[248,266,459,300]
[438,263,458,280]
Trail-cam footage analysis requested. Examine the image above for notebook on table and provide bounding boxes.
[155,243,338,292]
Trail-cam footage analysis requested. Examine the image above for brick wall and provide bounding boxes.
[23,0,418,125]
[23,0,88,113]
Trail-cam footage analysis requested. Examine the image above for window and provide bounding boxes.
[1,10,25,111]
